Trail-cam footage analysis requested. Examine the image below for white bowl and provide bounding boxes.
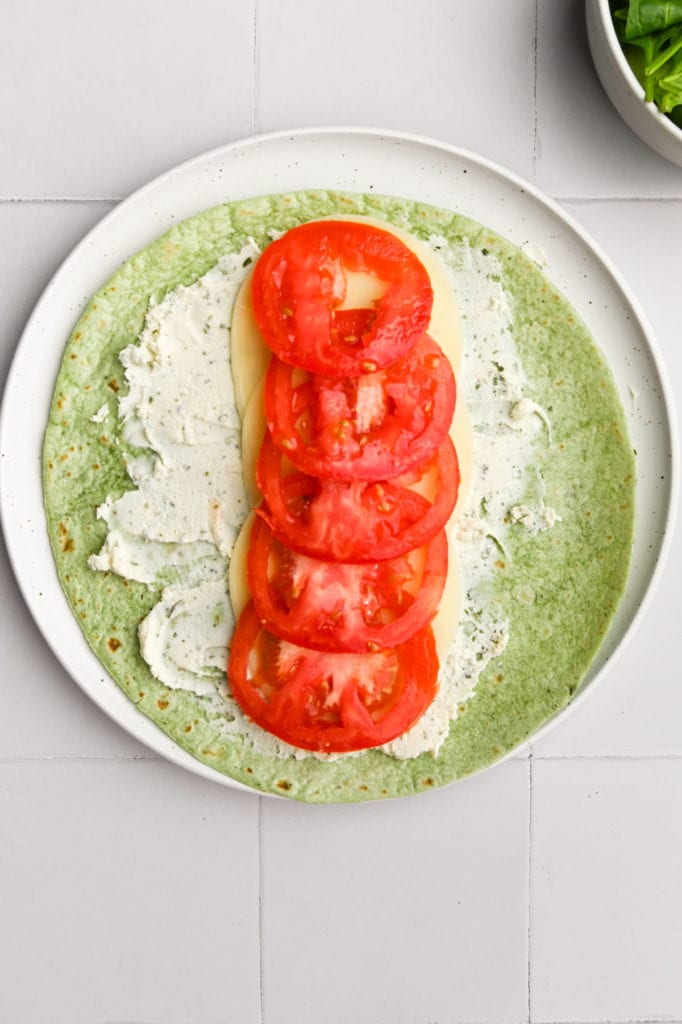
[586,0,682,167]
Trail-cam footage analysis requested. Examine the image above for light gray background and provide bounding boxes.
[1,2,681,1022]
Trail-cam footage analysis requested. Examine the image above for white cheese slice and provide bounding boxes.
[229,214,472,664]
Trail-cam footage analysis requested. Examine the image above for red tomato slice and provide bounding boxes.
[265,334,456,481]
[256,432,460,562]
[228,602,439,753]
[251,220,433,377]
[247,515,448,652]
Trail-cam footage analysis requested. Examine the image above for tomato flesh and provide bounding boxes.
[228,602,439,753]
[256,432,460,562]
[227,219,460,754]
[265,334,456,481]
[248,515,448,652]
[251,220,433,377]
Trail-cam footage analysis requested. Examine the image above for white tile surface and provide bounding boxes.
[261,760,529,1024]
[0,760,261,1024]
[531,758,682,1022]
[0,201,116,383]
[536,0,682,197]
[0,0,255,199]
[0,200,148,758]
[1,3,682,1023]
[532,199,682,759]
[257,0,537,181]
[0,528,152,759]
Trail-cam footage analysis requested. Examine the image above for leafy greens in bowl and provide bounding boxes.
[612,0,682,126]
[587,0,682,166]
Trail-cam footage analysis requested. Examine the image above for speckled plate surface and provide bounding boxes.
[0,128,677,792]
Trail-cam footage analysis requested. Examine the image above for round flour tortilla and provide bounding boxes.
[43,190,635,802]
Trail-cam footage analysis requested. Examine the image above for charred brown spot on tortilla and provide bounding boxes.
[276,780,292,791]
[61,537,74,553]
[422,778,434,787]
[107,379,119,392]
[107,637,121,652]
[184,724,193,733]
[157,699,169,710]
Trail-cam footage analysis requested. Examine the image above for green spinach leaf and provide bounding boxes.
[625,1,682,39]
[612,2,682,118]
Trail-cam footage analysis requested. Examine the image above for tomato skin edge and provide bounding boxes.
[251,220,434,378]
[247,515,449,654]
[256,432,460,563]
[227,602,439,754]
[264,335,457,482]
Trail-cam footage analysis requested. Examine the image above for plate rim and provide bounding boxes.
[1,124,678,797]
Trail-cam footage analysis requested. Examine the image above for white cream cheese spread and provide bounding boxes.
[88,229,556,761]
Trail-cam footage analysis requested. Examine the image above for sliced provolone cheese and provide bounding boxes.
[229,216,472,666]
[231,268,271,420]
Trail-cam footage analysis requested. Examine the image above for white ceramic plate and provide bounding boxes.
[0,128,677,793]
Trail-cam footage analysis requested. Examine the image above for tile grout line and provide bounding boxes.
[532,1019,682,1024]
[527,751,534,1024]
[532,0,539,183]
[252,0,259,136]
[557,195,682,203]
[258,795,265,1024]
[4,752,682,765]
[2,194,680,206]
[0,193,675,205]
[531,753,682,761]
[0,754,160,763]
[0,197,121,204]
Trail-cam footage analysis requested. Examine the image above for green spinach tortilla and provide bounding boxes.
[43,189,635,801]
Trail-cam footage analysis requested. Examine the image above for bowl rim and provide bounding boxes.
[594,0,682,143]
